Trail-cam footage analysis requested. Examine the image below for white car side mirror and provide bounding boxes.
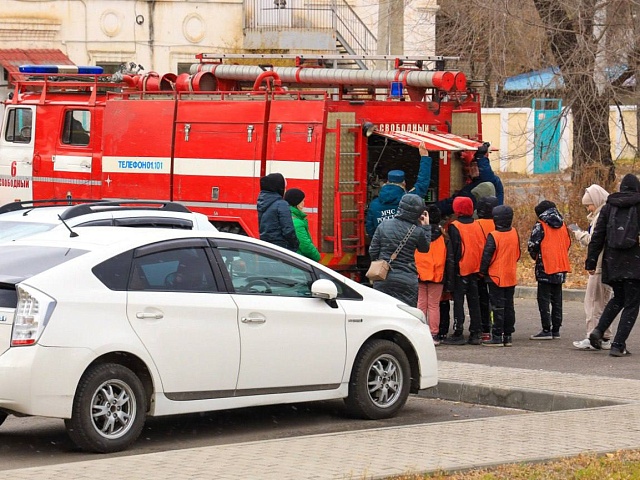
[311,279,338,300]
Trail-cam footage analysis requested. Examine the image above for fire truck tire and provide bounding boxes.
[65,363,147,453]
[0,411,7,427]
[344,339,410,420]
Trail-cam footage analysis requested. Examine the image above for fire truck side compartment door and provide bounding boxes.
[0,106,35,204]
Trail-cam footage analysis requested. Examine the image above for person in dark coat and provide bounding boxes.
[528,200,571,340]
[586,173,640,357]
[475,143,504,205]
[256,173,299,251]
[480,205,521,346]
[365,144,433,238]
[369,193,431,307]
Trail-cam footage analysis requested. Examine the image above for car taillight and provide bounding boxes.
[11,285,56,347]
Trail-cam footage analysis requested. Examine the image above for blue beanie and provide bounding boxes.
[387,170,405,183]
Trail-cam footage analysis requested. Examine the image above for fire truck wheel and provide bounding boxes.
[0,411,7,427]
[65,363,147,453]
[344,339,410,420]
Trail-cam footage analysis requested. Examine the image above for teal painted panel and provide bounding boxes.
[533,98,562,174]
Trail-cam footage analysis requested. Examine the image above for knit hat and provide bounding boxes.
[387,170,405,184]
[476,196,499,219]
[260,173,286,197]
[452,196,474,217]
[284,188,305,207]
[534,200,556,217]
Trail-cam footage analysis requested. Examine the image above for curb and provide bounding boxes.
[515,286,585,302]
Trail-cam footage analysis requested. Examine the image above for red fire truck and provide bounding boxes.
[0,54,483,277]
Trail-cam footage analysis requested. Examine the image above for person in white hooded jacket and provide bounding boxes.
[571,184,613,350]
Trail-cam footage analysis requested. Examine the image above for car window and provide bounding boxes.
[218,246,313,297]
[92,250,134,291]
[130,246,218,293]
[3,107,32,143]
[0,246,88,283]
[0,221,57,242]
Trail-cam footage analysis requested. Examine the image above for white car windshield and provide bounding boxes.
[0,221,57,242]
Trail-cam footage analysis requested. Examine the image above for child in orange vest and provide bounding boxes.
[475,196,499,341]
[528,200,571,340]
[480,205,521,346]
[415,205,451,345]
[442,196,485,345]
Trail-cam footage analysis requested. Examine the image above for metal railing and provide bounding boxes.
[243,0,377,63]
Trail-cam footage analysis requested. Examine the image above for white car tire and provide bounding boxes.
[65,363,147,453]
[345,339,411,420]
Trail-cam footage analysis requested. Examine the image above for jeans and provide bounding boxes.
[595,280,640,350]
[537,282,563,332]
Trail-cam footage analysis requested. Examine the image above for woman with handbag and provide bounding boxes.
[368,193,431,306]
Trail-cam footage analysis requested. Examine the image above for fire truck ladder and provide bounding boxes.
[329,119,365,258]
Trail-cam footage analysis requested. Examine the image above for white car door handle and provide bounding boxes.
[241,316,266,324]
[136,312,164,319]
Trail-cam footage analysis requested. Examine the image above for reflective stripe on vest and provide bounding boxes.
[488,229,521,287]
[540,222,571,274]
[415,235,446,283]
[452,220,485,276]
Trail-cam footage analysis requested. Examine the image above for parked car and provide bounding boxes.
[0,226,437,453]
[0,199,216,243]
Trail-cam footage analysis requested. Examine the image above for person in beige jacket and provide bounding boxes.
[570,184,613,349]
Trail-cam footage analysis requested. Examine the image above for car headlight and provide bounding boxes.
[11,285,56,347]
[397,304,427,325]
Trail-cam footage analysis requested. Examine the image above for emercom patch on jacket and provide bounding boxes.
[607,205,639,249]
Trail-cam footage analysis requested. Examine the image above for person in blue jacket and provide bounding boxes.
[256,173,299,251]
[365,143,433,238]
[475,142,504,205]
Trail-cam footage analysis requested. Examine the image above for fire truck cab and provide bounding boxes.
[0,55,484,277]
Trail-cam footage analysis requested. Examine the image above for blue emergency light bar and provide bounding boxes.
[18,65,104,75]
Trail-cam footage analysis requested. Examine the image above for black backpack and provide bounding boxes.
[606,205,640,249]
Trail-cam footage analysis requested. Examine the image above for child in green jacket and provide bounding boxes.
[284,188,321,261]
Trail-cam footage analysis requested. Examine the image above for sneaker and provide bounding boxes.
[432,335,441,346]
[467,333,482,345]
[609,346,631,357]
[573,338,594,350]
[552,331,561,339]
[481,332,491,342]
[483,335,503,347]
[503,335,513,347]
[530,330,553,340]
[442,333,466,345]
[588,329,603,350]
[601,340,612,350]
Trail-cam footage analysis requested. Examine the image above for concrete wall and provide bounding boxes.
[482,106,639,174]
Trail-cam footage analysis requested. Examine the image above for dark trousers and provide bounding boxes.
[488,282,516,336]
[453,274,481,335]
[536,282,563,332]
[477,277,491,333]
[595,280,640,350]
[439,299,451,337]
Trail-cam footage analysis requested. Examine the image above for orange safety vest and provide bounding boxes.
[488,229,521,287]
[540,222,571,274]
[415,235,447,283]
[476,218,495,239]
[452,220,485,276]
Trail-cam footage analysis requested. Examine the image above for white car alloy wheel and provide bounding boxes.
[65,364,147,453]
[345,339,411,420]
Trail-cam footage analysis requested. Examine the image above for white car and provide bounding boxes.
[0,227,437,453]
[0,199,216,242]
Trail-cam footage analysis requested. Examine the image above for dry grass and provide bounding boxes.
[382,450,640,479]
